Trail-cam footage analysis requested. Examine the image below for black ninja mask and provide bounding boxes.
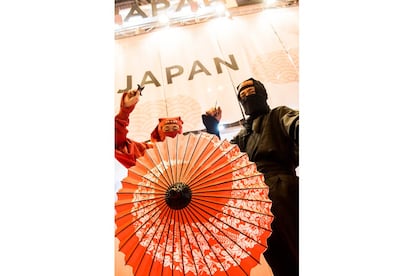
[237,78,270,116]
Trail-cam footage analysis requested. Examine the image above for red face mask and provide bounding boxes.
[151,117,183,142]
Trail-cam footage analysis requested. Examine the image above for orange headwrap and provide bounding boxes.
[150,117,183,142]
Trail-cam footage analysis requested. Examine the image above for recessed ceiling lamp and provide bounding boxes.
[158,13,170,26]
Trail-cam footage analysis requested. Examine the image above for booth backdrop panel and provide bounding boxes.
[115,6,298,142]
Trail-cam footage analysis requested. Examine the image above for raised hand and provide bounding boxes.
[123,89,141,108]
[205,106,222,122]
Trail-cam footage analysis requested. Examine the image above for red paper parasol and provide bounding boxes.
[115,132,273,275]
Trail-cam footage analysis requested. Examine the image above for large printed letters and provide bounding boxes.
[118,54,239,91]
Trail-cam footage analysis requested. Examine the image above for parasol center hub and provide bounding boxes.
[165,182,192,210]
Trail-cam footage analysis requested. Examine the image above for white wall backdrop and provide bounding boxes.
[115,6,298,142]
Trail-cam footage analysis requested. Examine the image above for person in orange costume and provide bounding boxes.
[115,88,185,275]
[115,87,183,168]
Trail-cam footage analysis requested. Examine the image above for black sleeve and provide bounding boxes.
[202,114,220,139]
[278,106,299,146]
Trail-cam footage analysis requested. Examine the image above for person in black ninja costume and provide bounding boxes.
[202,77,299,276]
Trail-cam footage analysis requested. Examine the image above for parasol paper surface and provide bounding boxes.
[115,133,273,275]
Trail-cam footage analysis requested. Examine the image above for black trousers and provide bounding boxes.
[264,174,299,276]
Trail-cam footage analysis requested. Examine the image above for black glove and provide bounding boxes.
[202,114,220,139]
